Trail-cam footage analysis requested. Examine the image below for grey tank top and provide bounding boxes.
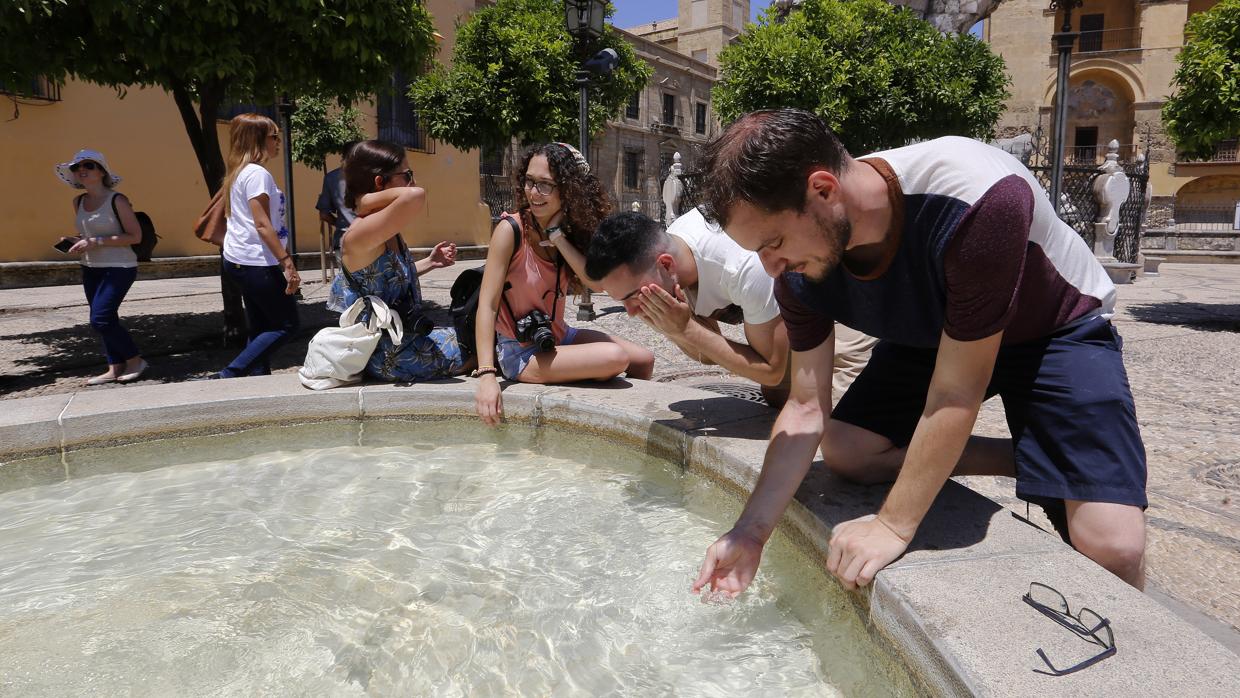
[76,191,137,268]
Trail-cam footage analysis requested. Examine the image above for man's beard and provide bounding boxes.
[803,209,851,283]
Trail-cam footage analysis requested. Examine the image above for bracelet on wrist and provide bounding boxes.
[471,366,499,378]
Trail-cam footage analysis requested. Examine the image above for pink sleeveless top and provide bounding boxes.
[496,213,571,344]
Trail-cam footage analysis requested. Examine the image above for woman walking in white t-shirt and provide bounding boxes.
[211,113,301,378]
[54,148,148,385]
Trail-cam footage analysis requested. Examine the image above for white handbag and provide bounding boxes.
[298,295,404,390]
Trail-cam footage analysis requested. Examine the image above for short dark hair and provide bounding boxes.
[699,108,850,228]
[343,139,405,208]
[586,212,668,281]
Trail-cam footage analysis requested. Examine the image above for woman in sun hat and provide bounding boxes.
[55,148,148,386]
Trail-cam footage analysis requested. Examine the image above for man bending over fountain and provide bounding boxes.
[690,108,1149,593]
[585,209,875,408]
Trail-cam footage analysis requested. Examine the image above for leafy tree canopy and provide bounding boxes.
[409,0,651,153]
[1163,0,1240,159]
[289,92,367,171]
[1,0,435,191]
[712,0,1010,153]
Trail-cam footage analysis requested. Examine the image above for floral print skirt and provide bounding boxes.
[366,326,464,382]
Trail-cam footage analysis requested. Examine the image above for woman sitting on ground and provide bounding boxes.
[474,143,655,426]
[328,139,467,382]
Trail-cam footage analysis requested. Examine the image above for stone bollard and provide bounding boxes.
[1091,140,1141,284]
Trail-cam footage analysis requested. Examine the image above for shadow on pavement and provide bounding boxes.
[1126,302,1240,332]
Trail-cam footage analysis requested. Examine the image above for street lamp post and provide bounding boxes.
[277,94,298,261]
[564,0,608,321]
[1049,0,1083,215]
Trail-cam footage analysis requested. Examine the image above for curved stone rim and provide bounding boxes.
[1,374,1236,697]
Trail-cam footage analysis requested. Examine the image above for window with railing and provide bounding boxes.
[1051,26,1141,53]
[1180,139,1239,163]
[662,93,675,125]
[0,76,62,101]
[378,70,434,153]
[623,150,642,190]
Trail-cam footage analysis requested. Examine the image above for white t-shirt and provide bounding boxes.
[667,207,780,325]
[223,163,289,266]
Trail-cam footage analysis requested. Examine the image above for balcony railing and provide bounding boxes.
[1179,140,1240,164]
[1052,27,1141,54]
[1173,204,1240,232]
[650,114,684,134]
[0,75,61,101]
[1065,143,1141,165]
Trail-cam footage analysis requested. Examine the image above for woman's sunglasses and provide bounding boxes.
[384,169,414,184]
[69,161,99,172]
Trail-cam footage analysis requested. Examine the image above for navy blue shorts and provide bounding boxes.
[831,316,1148,508]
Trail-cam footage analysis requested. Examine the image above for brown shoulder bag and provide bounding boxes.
[193,189,227,247]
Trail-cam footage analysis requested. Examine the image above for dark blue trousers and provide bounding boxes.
[222,262,301,377]
[81,266,140,365]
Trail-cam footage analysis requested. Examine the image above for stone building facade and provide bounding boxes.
[984,0,1240,255]
[586,0,751,220]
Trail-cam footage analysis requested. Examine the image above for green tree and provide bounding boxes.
[289,93,367,171]
[1,0,434,343]
[409,0,651,154]
[1163,0,1240,160]
[713,0,1010,154]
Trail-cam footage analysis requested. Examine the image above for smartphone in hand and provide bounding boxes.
[54,237,79,254]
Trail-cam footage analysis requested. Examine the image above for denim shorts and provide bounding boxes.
[496,327,579,380]
[832,316,1148,508]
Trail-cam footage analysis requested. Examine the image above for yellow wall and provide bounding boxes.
[0,0,491,263]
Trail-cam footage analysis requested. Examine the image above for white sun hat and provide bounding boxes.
[54,148,123,189]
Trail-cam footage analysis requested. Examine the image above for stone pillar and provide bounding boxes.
[1091,140,1141,283]
[661,152,685,226]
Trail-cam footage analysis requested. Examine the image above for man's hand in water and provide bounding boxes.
[691,528,765,598]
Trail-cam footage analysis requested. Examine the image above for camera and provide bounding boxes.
[515,310,555,352]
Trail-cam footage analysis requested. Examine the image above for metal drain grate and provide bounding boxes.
[1198,462,1240,493]
[692,382,768,404]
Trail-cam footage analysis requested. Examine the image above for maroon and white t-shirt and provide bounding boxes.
[777,137,1116,351]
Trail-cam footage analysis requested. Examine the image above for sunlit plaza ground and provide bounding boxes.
[2,260,1238,654]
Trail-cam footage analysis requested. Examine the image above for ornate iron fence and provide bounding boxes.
[480,173,515,222]
[1024,122,1150,263]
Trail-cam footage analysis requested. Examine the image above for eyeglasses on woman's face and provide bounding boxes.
[384,169,414,185]
[268,131,282,141]
[522,177,557,196]
[69,161,100,172]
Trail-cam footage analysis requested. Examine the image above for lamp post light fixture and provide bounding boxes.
[1049,0,1083,215]
[564,0,606,40]
[564,0,612,321]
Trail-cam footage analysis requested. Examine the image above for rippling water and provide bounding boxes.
[0,420,912,696]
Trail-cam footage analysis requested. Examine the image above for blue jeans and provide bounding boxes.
[81,266,140,365]
[222,262,300,377]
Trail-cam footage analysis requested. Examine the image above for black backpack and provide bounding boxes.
[450,266,486,361]
[108,195,160,262]
[449,214,524,362]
